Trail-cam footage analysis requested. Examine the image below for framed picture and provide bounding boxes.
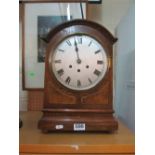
[22,2,87,90]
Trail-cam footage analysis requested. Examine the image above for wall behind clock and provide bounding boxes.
[115,2,135,132]
[87,0,132,35]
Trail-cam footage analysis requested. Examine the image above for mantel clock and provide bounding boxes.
[38,19,118,132]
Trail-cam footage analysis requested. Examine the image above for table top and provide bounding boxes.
[19,111,135,154]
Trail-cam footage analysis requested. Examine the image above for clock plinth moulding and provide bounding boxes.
[38,19,118,132]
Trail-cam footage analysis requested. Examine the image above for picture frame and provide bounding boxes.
[21,1,87,90]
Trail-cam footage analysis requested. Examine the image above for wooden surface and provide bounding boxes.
[19,111,135,154]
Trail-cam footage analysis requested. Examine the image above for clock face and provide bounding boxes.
[50,34,108,91]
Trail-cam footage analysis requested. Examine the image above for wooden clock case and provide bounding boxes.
[38,19,118,132]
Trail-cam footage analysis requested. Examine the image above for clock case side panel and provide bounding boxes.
[38,19,118,132]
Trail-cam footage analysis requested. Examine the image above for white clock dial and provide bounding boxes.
[51,34,108,91]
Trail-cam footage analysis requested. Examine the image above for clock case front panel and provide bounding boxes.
[38,20,118,132]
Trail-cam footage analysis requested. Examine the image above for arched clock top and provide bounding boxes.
[44,19,117,45]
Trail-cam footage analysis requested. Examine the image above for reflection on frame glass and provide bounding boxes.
[38,16,72,63]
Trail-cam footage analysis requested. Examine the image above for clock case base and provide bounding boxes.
[38,108,118,132]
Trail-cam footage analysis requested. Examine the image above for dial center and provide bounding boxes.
[77,59,82,64]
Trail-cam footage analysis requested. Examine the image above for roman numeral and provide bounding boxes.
[97,60,103,64]
[95,49,101,54]
[65,76,71,84]
[88,78,92,84]
[54,60,62,63]
[58,49,64,52]
[77,80,81,87]
[66,40,72,46]
[88,40,92,46]
[57,69,64,76]
[94,69,101,76]
[77,37,82,44]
